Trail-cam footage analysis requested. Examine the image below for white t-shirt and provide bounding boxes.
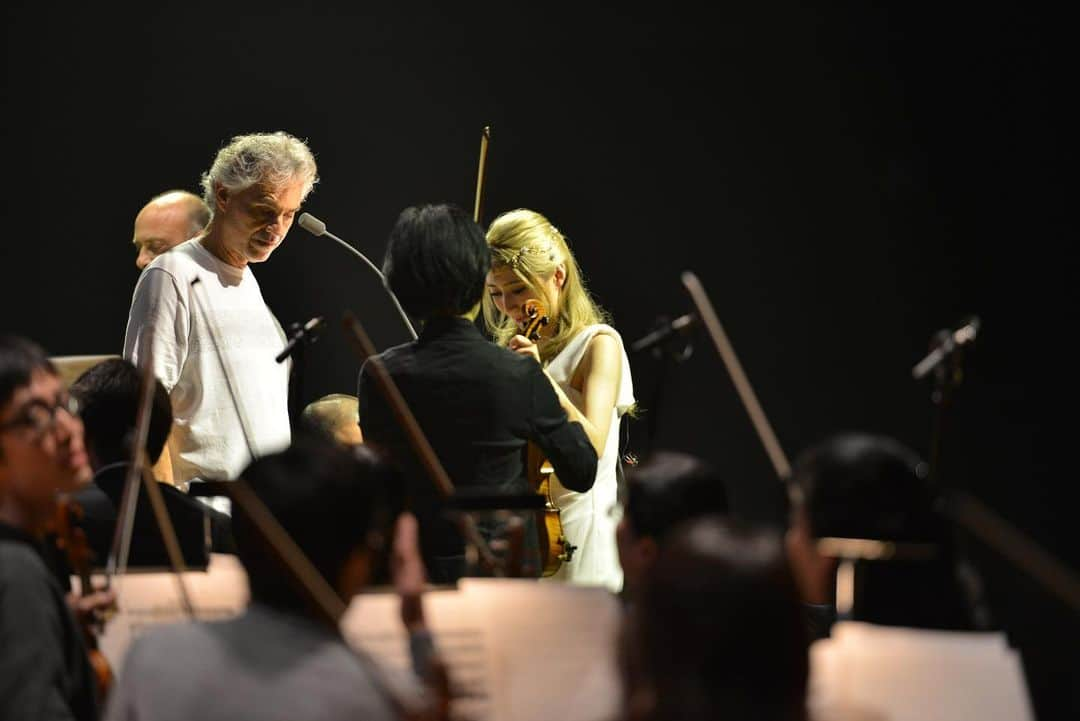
[123,239,291,485]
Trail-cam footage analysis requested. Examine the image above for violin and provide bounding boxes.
[521,299,577,576]
[53,495,114,702]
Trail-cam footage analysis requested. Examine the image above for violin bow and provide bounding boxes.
[181,287,429,716]
[473,126,491,225]
[106,339,195,618]
[680,271,792,484]
[343,311,502,573]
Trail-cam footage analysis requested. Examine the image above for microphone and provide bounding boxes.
[276,316,325,363]
[912,315,980,380]
[298,214,326,236]
[630,312,699,354]
[298,213,418,340]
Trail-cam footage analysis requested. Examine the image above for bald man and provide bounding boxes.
[133,190,211,270]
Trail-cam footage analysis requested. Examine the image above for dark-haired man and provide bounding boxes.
[69,358,234,568]
[357,203,597,582]
[0,335,100,720]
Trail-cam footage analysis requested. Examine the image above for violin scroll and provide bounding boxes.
[522,300,550,343]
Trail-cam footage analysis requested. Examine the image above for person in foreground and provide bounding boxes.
[785,433,1035,721]
[0,335,105,721]
[103,438,446,721]
[614,450,729,600]
[619,515,809,721]
[785,432,982,638]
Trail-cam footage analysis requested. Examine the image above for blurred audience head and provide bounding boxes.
[233,438,402,616]
[616,450,728,595]
[787,432,978,630]
[620,515,808,721]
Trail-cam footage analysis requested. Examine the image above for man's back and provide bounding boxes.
[358,316,596,577]
[103,604,398,721]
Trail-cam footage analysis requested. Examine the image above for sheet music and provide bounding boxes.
[343,579,622,721]
[460,578,622,721]
[86,553,249,673]
[342,587,495,721]
[89,562,621,721]
[809,621,1035,721]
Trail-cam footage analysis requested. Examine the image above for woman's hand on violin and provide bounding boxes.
[508,334,541,364]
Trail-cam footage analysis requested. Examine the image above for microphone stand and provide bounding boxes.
[917,322,1080,612]
[298,214,418,341]
[277,316,325,429]
[914,319,993,629]
[912,317,978,485]
[634,314,696,457]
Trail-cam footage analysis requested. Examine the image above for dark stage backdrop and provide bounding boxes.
[3,3,1073,717]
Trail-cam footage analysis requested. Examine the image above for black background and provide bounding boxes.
[3,3,1074,717]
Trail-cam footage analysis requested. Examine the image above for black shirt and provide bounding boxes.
[358,316,597,579]
[73,462,235,570]
[0,521,99,721]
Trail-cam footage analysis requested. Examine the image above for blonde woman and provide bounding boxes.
[484,209,634,591]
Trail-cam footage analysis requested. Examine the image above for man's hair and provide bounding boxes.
[383,203,491,319]
[233,439,403,612]
[300,394,358,442]
[0,335,56,411]
[69,359,173,466]
[789,433,936,542]
[147,189,211,238]
[624,516,808,721]
[622,451,729,541]
[199,132,318,217]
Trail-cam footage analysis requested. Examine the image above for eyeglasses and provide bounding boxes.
[0,395,81,436]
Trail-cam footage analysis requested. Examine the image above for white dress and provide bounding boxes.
[541,324,635,591]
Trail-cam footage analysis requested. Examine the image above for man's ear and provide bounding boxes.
[214,184,229,215]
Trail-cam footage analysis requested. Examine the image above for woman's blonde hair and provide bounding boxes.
[482,209,608,362]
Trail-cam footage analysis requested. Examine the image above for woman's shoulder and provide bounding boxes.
[568,323,623,345]
[554,324,627,376]
[576,324,626,356]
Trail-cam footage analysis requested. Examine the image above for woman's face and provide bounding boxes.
[486,264,564,331]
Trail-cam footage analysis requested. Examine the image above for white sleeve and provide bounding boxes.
[122,268,189,392]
